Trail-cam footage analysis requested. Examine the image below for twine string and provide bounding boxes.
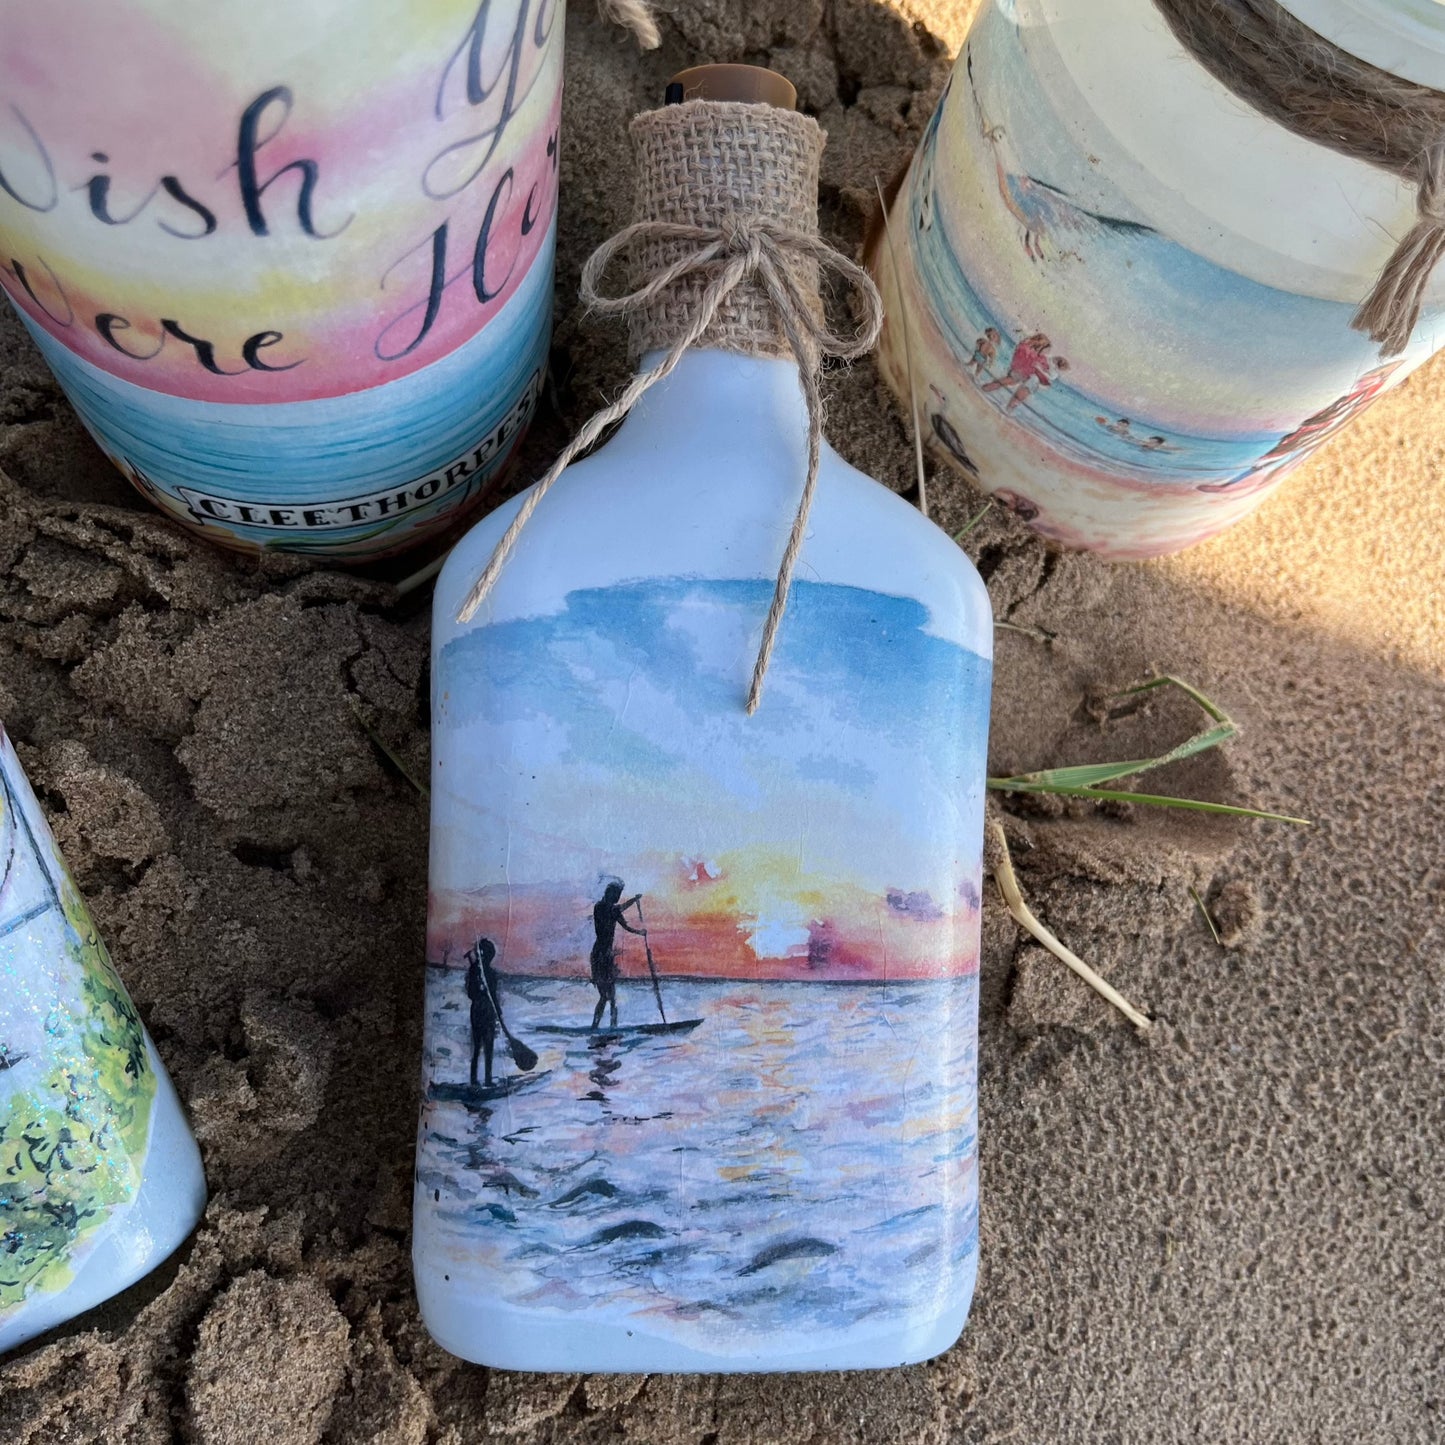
[596,0,661,51]
[454,216,883,715]
[1353,140,1445,353]
[1153,0,1445,355]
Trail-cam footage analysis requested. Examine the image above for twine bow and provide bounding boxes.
[455,216,884,714]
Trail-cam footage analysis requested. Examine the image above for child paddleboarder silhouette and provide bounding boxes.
[465,938,503,1086]
[463,937,537,1087]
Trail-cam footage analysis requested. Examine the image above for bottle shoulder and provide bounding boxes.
[435,438,993,662]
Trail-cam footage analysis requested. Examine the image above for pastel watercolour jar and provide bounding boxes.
[871,0,1445,557]
[0,0,563,562]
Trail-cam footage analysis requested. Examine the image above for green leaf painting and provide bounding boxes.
[0,756,156,1315]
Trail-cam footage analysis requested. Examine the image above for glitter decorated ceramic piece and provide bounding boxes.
[0,728,205,1354]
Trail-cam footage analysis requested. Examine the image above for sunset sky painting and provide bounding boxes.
[429,576,991,983]
[419,570,987,1354]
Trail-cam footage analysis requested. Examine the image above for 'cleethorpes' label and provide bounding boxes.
[173,370,542,536]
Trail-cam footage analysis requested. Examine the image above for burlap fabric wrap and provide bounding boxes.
[454,95,884,715]
[1153,0,1445,354]
[626,100,826,358]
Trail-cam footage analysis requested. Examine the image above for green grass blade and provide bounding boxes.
[989,673,1308,825]
[994,721,1237,791]
[995,675,1242,794]
[1110,673,1231,724]
[996,758,1161,789]
[954,499,993,541]
[349,698,430,799]
[1190,885,1224,946]
[994,619,1056,644]
[987,777,1311,825]
[1138,719,1238,773]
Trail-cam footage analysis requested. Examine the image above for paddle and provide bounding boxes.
[632,900,667,1025]
[477,964,538,1073]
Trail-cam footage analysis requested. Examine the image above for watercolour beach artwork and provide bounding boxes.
[0,732,156,1328]
[418,575,990,1356]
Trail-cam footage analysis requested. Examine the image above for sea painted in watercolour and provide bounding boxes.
[0,730,155,1321]
[419,577,989,1354]
[877,0,1437,555]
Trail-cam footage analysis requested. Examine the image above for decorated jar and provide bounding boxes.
[0,728,206,1354]
[871,0,1445,557]
[0,0,561,560]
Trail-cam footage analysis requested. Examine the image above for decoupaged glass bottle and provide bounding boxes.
[416,67,993,1371]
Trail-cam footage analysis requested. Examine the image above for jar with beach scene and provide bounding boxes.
[871,0,1445,557]
[415,68,993,1371]
[0,0,565,561]
[0,727,206,1355]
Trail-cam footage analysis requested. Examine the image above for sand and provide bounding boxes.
[2,2,1443,1441]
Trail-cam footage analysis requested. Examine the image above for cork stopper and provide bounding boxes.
[668,64,797,110]
[627,78,824,359]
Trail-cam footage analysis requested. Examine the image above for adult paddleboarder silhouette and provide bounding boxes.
[531,879,703,1041]
[589,881,644,1029]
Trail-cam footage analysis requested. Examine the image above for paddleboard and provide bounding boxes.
[533,1019,704,1040]
[428,1069,551,1107]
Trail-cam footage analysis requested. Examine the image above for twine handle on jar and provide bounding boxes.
[453,216,883,715]
[1153,0,1445,355]
[1352,140,1445,354]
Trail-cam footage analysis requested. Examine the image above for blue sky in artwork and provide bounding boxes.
[432,578,991,897]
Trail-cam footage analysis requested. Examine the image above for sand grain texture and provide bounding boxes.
[2,3,1442,1442]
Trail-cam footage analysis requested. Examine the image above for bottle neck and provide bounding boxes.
[613,348,811,454]
[626,100,826,360]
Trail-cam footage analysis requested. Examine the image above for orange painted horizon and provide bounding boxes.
[428,850,980,983]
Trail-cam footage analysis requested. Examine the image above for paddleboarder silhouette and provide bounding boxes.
[455,938,536,1091]
[465,938,504,1086]
[590,881,644,1029]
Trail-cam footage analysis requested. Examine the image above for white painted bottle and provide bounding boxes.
[0,727,206,1355]
[416,70,993,1372]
